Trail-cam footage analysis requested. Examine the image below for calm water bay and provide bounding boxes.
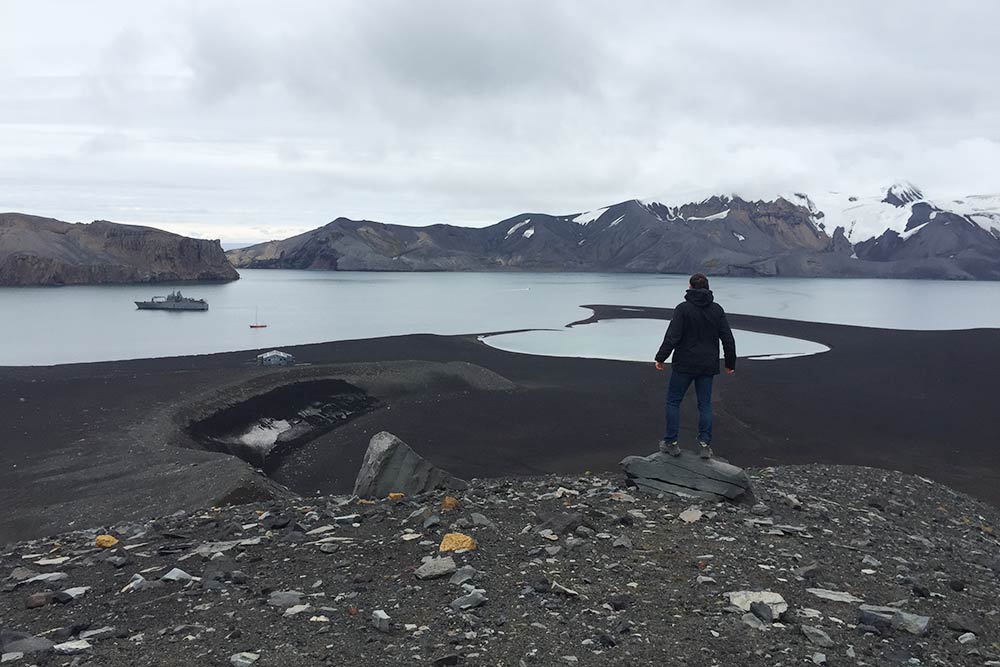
[1,270,999,366]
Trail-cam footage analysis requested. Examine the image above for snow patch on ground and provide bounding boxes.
[522,228,535,239]
[609,215,625,227]
[733,232,746,242]
[572,208,608,225]
[946,194,1000,235]
[807,191,915,243]
[899,222,930,240]
[505,220,531,239]
[687,209,730,221]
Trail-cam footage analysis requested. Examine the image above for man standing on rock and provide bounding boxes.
[654,273,736,459]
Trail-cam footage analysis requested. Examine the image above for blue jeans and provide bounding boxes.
[664,370,714,444]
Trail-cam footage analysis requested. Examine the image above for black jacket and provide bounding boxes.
[654,288,737,375]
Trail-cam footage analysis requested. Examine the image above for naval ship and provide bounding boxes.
[135,291,209,311]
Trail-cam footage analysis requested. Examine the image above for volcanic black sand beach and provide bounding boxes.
[2,305,999,544]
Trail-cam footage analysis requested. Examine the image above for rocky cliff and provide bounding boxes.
[0,213,239,286]
[226,184,1000,280]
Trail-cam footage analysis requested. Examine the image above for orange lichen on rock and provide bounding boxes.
[439,532,476,552]
[95,535,119,549]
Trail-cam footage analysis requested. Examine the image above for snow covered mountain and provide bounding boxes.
[227,183,1000,280]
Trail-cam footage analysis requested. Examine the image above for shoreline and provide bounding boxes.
[2,308,999,544]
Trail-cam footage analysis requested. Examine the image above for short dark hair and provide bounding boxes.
[689,273,709,289]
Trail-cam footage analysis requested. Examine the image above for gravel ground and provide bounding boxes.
[2,464,998,666]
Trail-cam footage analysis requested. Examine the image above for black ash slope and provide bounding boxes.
[2,308,998,546]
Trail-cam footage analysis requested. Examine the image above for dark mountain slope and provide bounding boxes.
[0,213,238,286]
[226,186,1000,279]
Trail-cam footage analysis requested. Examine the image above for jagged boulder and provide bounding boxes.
[353,432,468,499]
[620,451,753,502]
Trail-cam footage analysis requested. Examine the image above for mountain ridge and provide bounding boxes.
[226,185,1000,280]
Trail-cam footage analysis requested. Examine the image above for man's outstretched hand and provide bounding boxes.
[726,368,736,375]
[654,362,665,371]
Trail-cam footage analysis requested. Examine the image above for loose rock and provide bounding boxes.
[415,557,457,580]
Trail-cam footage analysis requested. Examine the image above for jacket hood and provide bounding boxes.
[685,288,715,307]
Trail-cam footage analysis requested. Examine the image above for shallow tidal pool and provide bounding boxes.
[481,318,830,362]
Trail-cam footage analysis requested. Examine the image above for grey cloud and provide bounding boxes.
[1,0,999,243]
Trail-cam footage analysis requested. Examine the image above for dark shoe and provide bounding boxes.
[698,441,714,459]
[659,440,681,457]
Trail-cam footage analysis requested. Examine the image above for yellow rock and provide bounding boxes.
[356,499,376,505]
[387,493,405,501]
[439,532,477,552]
[440,496,460,512]
[95,534,119,549]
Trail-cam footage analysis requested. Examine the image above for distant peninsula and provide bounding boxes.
[0,212,239,286]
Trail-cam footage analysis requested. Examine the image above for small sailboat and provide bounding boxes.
[249,306,268,329]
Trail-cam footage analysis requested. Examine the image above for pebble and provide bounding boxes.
[470,512,496,529]
[450,565,477,586]
[283,604,312,617]
[806,588,863,604]
[20,572,68,585]
[415,556,457,580]
[678,508,702,523]
[230,652,260,667]
[612,535,632,549]
[749,601,774,624]
[801,625,835,648]
[372,609,391,632]
[267,590,304,608]
[945,613,983,635]
[52,640,91,655]
[161,568,193,583]
[61,586,89,600]
[79,627,115,642]
[725,591,788,617]
[450,590,488,611]
[25,592,53,609]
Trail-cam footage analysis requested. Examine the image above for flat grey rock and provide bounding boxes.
[449,566,477,586]
[353,432,468,499]
[858,604,931,636]
[53,640,91,655]
[371,609,391,632]
[450,590,488,611]
[1,631,54,655]
[230,652,260,667]
[725,591,787,617]
[161,568,193,583]
[622,451,753,502]
[267,590,304,608]
[415,557,457,580]
[801,625,834,648]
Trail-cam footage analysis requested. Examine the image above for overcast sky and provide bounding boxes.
[2,1,998,243]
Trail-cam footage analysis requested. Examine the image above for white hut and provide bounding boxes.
[256,350,294,366]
